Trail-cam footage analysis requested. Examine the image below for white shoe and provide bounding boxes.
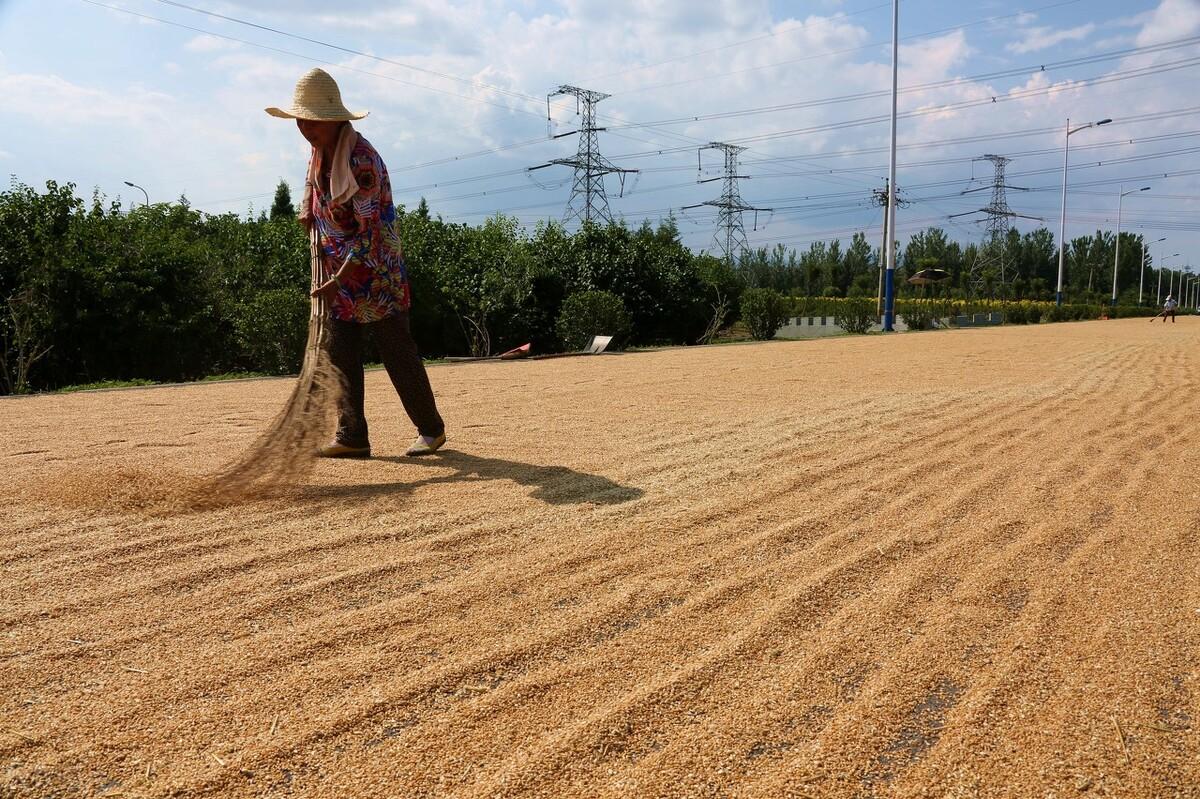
[405,433,446,456]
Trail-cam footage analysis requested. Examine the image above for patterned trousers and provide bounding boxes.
[326,313,445,447]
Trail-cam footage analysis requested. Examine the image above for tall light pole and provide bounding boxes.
[882,0,900,332]
[1158,250,1178,305]
[123,180,149,208]
[1056,117,1112,306]
[1113,185,1150,306]
[1143,236,1165,306]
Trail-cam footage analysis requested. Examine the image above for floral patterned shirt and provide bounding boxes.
[309,134,410,322]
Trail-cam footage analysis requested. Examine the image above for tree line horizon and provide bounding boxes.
[0,177,1180,394]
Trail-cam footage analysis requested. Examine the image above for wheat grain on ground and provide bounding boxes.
[1,319,1197,798]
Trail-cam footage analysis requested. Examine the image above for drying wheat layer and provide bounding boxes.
[2,318,1198,798]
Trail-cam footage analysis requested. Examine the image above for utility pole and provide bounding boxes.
[682,143,771,264]
[871,180,907,316]
[950,155,1041,297]
[882,0,899,331]
[528,85,637,225]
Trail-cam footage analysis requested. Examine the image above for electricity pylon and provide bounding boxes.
[681,142,772,263]
[528,85,637,225]
[951,155,1042,295]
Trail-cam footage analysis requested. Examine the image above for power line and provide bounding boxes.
[388,106,1200,198]
[137,0,731,163]
[425,158,1200,226]
[602,0,1090,97]
[148,1,1194,184]
[126,0,1138,181]
[604,34,1200,132]
[147,0,549,109]
[606,55,1200,159]
[79,0,552,120]
[392,137,559,174]
[153,14,1200,230]
[744,106,1200,166]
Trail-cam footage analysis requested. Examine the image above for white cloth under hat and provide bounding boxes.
[299,122,361,225]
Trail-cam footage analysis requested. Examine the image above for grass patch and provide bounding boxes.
[57,378,157,393]
[200,370,274,382]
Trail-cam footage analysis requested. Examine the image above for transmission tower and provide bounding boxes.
[950,155,1041,295]
[681,143,772,263]
[527,85,637,225]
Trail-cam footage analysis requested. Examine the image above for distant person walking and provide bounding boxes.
[1162,295,1178,323]
[267,68,445,457]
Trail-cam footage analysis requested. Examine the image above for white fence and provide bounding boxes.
[775,312,1005,339]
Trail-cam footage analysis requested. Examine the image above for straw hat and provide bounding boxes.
[265,68,367,121]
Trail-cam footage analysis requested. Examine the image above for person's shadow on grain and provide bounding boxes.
[303,450,644,506]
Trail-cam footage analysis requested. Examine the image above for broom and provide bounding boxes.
[208,228,344,497]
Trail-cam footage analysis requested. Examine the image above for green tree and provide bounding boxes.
[269,179,295,221]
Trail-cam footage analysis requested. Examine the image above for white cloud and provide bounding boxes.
[1136,0,1200,46]
[1006,23,1096,54]
[0,71,175,126]
[900,30,972,80]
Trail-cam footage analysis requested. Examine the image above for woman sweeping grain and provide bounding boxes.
[267,68,445,458]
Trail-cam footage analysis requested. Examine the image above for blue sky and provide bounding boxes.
[2,0,1198,266]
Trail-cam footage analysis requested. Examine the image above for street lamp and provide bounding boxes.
[1143,236,1165,306]
[1167,254,1181,299]
[1056,117,1112,306]
[1112,185,1150,306]
[123,180,149,208]
[1158,250,1179,305]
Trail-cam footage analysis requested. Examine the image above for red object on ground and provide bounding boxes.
[499,343,532,360]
